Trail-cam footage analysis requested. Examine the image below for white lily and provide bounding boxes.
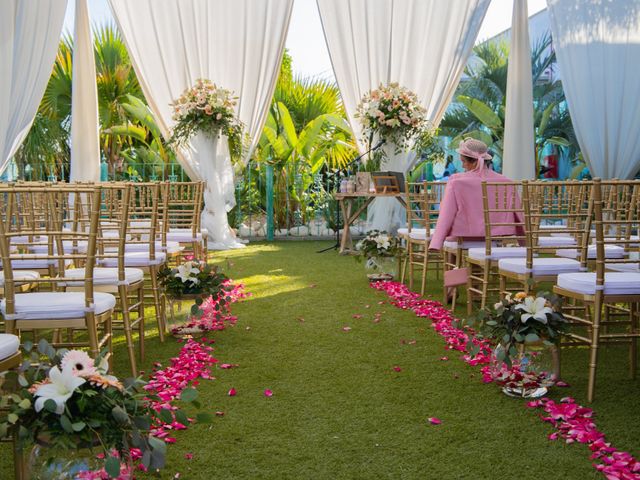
[34,366,85,414]
[375,234,391,250]
[176,262,201,284]
[515,296,553,324]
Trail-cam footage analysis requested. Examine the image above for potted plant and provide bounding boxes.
[0,341,202,478]
[157,260,235,336]
[355,230,403,281]
[477,291,567,398]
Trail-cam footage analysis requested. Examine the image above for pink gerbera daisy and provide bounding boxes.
[60,350,97,377]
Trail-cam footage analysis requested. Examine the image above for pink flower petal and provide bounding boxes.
[428,417,442,425]
[393,366,402,372]
[228,388,237,396]
[184,453,193,460]
[352,314,363,319]
[264,389,273,397]
[556,381,570,387]
[219,363,239,369]
[440,356,449,361]
[342,326,352,332]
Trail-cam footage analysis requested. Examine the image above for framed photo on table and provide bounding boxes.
[371,171,405,194]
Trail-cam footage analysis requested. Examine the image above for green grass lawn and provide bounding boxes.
[2,241,639,479]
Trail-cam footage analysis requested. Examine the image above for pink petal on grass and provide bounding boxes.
[264,389,273,397]
[220,363,239,369]
[393,366,402,372]
[428,417,442,425]
[342,326,352,332]
[184,453,193,460]
[556,381,570,388]
[228,388,237,396]
[352,314,363,319]
[440,356,449,361]
[215,411,225,416]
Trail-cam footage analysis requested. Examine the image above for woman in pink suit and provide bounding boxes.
[429,138,515,251]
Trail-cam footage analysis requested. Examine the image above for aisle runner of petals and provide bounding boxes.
[371,281,640,480]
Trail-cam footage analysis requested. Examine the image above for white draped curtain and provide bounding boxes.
[547,0,640,179]
[503,0,536,180]
[316,0,490,232]
[70,0,101,182]
[0,0,68,176]
[109,0,294,249]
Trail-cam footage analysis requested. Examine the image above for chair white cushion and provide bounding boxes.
[1,258,73,270]
[10,235,46,244]
[409,231,430,241]
[1,292,116,320]
[606,263,639,273]
[29,241,88,254]
[0,334,20,362]
[499,257,582,275]
[0,270,40,286]
[166,229,203,243]
[556,245,626,259]
[99,251,167,267]
[60,267,144,287]
[557,272,640,295]
[468,247,527,261]
[124,241,183,254]
[444,240,491,250]
[538,236,576,247]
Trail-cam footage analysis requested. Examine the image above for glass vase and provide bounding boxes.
[365,256,398,281]
[27,443,132,479]
[490,343,558,399]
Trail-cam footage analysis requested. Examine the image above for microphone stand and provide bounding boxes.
[316,140,386,253]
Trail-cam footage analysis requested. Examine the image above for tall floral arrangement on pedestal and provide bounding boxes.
[355,82,435,153]
[169,79,245,161]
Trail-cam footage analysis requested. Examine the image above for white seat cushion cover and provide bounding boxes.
[124,241,183,254]
[1,258,73,270]
[557,272,640,295]
[167,229,203,243]
[538,236,576,247]
[61,267,144,286]
[0,270,40,286]
[1,292,116,320]
[398,227,426,237]
[29,241,88,254]
[0,334,20,361]
[99,251,167,267]
[409,231,430,241]
[606,263,639,273]
[556,245,626,260]
[499,257,582,275]
[468,247,527,261]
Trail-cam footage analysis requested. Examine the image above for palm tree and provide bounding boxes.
[440,33,578,171]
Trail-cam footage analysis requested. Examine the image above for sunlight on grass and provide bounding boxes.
[238,273,307,299]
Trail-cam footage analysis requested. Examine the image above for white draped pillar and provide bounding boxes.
[503,0,536,180]
[70,0,101,182]
[547,0,640,179]
[316,0,490,232]
[109,0,294,249]
[0,0,68,175]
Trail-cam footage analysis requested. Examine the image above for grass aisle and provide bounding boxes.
[2,241,638,479]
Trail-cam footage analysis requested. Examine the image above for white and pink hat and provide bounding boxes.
[456,138,492,162]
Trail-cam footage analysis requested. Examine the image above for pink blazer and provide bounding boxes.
[429,167,521,250]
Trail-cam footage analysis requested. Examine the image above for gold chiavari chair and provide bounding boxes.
[0,333,25,480]
[498,181,590,296]
[0,185,116,360]
[98,183,167,341]
[62,183,146,376]
[465,180,526,315]
[399,181,428,284]
[406,181,445,296]
[165,181,206,260]
[554,179,640,402]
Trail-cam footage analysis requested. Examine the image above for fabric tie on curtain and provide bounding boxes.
[108,0,294,249]
[0,0,68,176]
[547,0,640,179]
[316,0,490,232]
[70,0,101,182]
[502,0,536,180]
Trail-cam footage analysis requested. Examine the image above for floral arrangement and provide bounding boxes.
[355,230,403,260]
[169,79,244,161]
[355,82,432,150]
[158,260,234,316]
[0,341,201,478]
[478,291,567,367]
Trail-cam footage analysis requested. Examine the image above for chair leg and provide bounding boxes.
[137,286,145,361]
[86,313,100,360]
[420,247,429,296]
[408,240,415,291]
[480,263,491,310]
[119,285,137,377]
[466,263,474,317]
[13,438,25,480]
[587,298,603,402]
[149,266,166,342]
[630,302,637,379]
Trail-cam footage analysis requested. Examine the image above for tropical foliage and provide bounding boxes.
[440,34,579,173]
[14,25,183,181]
